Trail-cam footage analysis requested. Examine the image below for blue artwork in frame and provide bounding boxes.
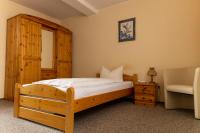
[118,18,135,42]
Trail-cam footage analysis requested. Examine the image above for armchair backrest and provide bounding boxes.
[164,67,197,86]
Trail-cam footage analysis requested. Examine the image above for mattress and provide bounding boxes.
[28,78,133,100]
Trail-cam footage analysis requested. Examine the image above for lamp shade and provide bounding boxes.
[147,67,157,76]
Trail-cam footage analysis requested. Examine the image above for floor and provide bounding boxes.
[1,99,200,133]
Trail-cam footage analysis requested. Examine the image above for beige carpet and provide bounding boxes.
[1,99,200,133]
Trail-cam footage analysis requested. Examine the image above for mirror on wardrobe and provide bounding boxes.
[41,27,55,69]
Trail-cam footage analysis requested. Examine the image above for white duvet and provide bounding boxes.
[33,78,118,89]
[31,78,133,99]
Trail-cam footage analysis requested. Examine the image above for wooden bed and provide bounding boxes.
[14,74,137,133]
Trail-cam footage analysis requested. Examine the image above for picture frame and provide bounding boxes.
[118,18,135,42]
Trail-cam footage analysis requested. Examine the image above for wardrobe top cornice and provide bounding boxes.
[8,14,72,33]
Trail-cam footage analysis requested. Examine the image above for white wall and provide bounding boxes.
[62,0,200,101]
[0,0,61,98]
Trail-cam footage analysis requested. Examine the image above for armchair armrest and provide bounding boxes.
[193,68,200,118]
[193,68,200,89]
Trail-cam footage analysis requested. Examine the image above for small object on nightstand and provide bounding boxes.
[147,67,157,83]
[134,82,157,106]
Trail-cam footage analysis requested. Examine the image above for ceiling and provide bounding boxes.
[10,0,83,19]
[86,0,127,9]
[10,0,127,20]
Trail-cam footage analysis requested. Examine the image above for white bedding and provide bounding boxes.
[28,78,133,99]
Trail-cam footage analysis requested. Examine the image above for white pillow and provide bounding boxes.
[100,66,123,82]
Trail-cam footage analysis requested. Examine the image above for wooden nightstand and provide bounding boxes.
[134,82,157,106]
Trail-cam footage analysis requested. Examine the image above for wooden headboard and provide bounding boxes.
[96,73,138,85]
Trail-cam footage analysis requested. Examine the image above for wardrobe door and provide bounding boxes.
[56,30,72,78]
[19,18,41,84]
[5,17,19,100]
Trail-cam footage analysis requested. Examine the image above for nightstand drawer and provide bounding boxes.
[135,85,155,95]
[135,94,155,102]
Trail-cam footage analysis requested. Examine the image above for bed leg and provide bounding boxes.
[65,87,75,133]
[14,83,21,117]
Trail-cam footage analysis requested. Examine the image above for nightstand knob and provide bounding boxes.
[142,87,146,93]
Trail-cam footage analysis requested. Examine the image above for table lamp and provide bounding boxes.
[147,67,157,83]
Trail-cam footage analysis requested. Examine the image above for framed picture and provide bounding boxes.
[118,18,135,42]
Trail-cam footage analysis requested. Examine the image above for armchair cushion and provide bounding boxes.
[166,85,193,95]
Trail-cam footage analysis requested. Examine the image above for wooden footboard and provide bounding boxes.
[14,83,74,133]
[14,74,138,133]
[14,85,133,133]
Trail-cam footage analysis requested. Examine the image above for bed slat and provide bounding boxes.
[19,107,65,130]
[20,84,66,100]
[20,95,66,115]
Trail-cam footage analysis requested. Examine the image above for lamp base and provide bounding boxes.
[150,76,155,83]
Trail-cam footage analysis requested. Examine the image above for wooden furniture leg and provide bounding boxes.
[14,83,21,117]
[65,87,75,133]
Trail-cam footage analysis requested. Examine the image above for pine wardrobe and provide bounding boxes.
[4,14,72,100]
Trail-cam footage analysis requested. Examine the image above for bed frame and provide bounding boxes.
[14,74,137,133]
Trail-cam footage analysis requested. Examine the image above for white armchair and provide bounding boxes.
[164,67,200,119]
